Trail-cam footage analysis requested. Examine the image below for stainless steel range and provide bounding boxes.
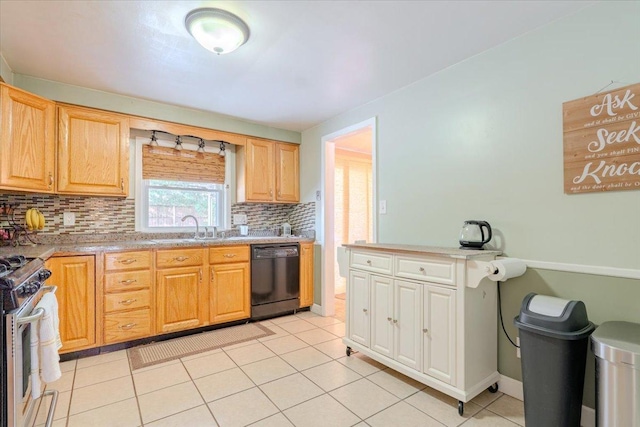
[1,255,58,427]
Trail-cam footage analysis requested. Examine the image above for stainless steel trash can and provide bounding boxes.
[591,321,640,427]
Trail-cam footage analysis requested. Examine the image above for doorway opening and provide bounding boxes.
[321,117,376,318]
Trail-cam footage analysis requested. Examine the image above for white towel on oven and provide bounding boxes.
[37,292,62,383]
[30,320,42,399]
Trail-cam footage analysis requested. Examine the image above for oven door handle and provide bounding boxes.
[42,389,59,427]
[17,285,58,325]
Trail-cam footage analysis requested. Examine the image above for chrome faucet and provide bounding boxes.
[181,215,201,239]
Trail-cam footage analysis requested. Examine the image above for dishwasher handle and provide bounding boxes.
[252,245,299,259]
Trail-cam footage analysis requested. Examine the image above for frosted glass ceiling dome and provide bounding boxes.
[185,8,250,55]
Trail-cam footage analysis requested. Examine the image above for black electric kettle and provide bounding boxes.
[459,220,492,249]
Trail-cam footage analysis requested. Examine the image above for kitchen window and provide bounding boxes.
[141,179,225,230]
[135,136,229,232]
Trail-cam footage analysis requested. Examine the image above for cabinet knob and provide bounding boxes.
[393,319,398,323]
[419,267,425,272]
[387,317,392,322]
[270,189,273,197]
[363,308,368,313]
[366,260,372,265]
[119,323,137,330]
[119,299,137,306]
[423,328,429,333]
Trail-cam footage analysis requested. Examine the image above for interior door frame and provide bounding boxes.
[320,117,377,316]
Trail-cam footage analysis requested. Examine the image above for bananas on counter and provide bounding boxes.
[25,208,46,231]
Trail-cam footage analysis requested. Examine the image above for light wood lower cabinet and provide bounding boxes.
[46,255,96,353]
[209,246,250,324]
[103,250,153,344]
[299,243,314,307]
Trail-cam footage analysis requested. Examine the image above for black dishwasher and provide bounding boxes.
[250,244,300,320]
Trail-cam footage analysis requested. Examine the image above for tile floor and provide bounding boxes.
[35,311,526,427]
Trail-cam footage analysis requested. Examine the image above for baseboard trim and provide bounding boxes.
[498,375,595,427]
[310,304,322,315]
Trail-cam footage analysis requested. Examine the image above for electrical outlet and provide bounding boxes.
[516,337,521,358]
[379,200,387,215]
[63,212,76,226]
[233,214,247,225]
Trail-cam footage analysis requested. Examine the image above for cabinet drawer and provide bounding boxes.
[209,245,250,264]
[104,270,151,292]
[104,251,152,271]
[350,251,393,275]
[104,289,150,314]
[395,255,456,285]
[103,309,152,344]
[156,248,204,268]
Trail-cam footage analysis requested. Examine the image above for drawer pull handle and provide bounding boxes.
[362,308,368,313]
[366,260,372,265]
[423,328,429,333]
[48,172,53,188]
[223,254,237,258]
[119,323,137,330]
[174,256,189,262]
[419,267,425,272]
[119,279,137,285]
[119,299,137,306]
[120,178,125,191]
[117,259,137,265]
[387,317,392,322]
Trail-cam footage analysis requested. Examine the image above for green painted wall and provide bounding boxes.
[0,54,13,84]
[299,1,640,409]
[11,74,301,144]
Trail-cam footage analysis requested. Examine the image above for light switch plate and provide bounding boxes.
[63,211,76,226]
[233,214,247,225]
[379,200,387,215]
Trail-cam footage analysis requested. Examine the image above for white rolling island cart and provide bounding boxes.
[341,243,502,416]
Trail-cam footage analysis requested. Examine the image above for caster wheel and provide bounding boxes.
[458,401,464,416]
[488,383,499,393]
[346,346,352,357]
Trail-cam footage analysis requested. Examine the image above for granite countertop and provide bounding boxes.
[343,242,502,259]
[0,236,315,260]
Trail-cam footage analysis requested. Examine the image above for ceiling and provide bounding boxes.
[0,1,593,132]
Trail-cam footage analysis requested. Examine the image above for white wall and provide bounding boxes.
[0,53,13,84]
[301,2,640,270]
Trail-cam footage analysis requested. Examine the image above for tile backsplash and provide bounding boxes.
[0,193,315,242]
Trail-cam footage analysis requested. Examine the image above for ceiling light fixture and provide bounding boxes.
[185,8,250,55]
[174,135,183,151]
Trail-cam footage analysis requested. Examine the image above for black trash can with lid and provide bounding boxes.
[514,293,595,427]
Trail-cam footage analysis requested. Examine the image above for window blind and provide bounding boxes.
[142,145,225,183]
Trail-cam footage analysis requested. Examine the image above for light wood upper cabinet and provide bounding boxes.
[276,143,300,202]
[299,243,314,307]
[237,138,299,203]
[57,104,129,196]
[0,83,56,193]
[46,255,96,353]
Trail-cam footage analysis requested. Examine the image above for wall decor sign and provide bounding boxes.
[563,82,640,194]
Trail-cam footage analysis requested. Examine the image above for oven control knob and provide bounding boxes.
[26,282,41,295]
[38,269,52,281]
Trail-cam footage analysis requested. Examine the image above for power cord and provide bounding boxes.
[497,280,520,348]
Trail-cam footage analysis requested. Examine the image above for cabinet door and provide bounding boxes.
[46,256,96,353]
[299,243,314,307]
[57,105,129,196]
[423,285,456,384]
[275,143,299,202]
[394,280,422,371]
[210,262,250,324]
[370,275,394,358]
[348,270,370,347]
[0,84,55,193]
[245,138,274,201]
[156,267,204,333]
